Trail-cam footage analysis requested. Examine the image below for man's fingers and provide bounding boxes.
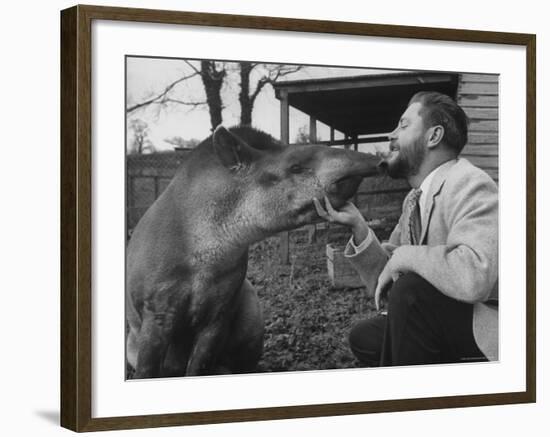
[324,195,339,217]
[375,268,393,311]
[342,200,356,211]
[375,280,385,311]
[377,278,395,311]
[313,198,330,220]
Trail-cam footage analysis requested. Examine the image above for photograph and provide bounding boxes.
[124,57,499,379]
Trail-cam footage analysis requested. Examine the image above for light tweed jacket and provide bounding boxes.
[345,158,499,360]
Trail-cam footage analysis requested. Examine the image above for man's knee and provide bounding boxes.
[348,315,385,366]
[388,272,439,311]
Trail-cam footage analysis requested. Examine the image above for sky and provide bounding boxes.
[126,57,400,153]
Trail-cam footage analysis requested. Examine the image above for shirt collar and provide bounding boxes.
[418,161,449,220]
[419,163,443,194]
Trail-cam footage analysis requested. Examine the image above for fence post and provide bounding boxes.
[279,90,290,264]
[353,134,359,205]
[154,175,160,199]
[308,115,318,244]
[127,174,135,232]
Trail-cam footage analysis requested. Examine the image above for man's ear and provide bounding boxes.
[426,125,445,149]
[212,126,260,170]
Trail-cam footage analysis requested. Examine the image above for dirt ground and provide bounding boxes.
[249,226,385,373]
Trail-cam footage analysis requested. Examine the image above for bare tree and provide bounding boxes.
[126,60,206,114]
[164,136,201,149]
[128,119,155,154]
[199,61,226,130]
[238,62,303,126]
[127,59,303,132]
[294,124,319,145]
[126,60,225,131]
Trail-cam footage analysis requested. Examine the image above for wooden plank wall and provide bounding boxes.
[457,73,499,181]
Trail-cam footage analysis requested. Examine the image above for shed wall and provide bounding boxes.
[457,73,499,181]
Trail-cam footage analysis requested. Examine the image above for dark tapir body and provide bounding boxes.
[126,126,379,378]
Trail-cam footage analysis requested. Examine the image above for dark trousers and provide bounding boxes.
[349,272,488,366]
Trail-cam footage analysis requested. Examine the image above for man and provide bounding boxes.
[314,91,498,366]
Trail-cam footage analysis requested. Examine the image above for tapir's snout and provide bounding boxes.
[315,147,380,206]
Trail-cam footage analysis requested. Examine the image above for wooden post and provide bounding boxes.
[327,127,336,239]
[353,134,359,205]
[153,175,160,199]
[309,115,317,143]
[344,134,352,150]
[127,174,135,232]
[308,116,318,243]
[280,91,290,264]
[128,175,135,207]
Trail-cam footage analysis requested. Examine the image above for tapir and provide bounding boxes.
[126,125,379,378]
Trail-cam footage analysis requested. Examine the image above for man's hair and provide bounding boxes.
[408,91,469,155]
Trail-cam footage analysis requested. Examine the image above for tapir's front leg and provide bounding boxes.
[133,314,169,378]
[133,294,179,379]
[185,284,240,376]
[185,322,228,376]
[221,279,264,373]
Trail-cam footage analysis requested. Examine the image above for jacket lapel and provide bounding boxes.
[419,159,457,244]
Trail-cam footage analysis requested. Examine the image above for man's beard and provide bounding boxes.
[381,137,426,179]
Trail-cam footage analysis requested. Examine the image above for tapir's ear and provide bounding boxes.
[212,126,260,171]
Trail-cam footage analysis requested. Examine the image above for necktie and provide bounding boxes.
[406,188,422,245]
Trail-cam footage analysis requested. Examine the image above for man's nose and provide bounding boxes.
[388,127,398,140]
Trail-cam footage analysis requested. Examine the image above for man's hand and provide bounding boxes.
[313,196,361,226]
[374,259,401,311]
[313,196,370,244]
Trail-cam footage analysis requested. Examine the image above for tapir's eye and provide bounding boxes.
[289,164,305,174]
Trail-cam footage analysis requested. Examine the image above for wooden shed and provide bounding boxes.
[273,71,498,263]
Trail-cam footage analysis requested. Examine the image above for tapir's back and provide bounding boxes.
[125,157,200,309]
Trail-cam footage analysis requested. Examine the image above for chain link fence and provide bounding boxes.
[126,149,192,236]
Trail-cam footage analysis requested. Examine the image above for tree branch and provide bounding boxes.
[271,65,303,80]
[126,70,200,113]
[162,98,207,107]
[184,60,201,75]
[249,65,303,105]
[250,77,270,104]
